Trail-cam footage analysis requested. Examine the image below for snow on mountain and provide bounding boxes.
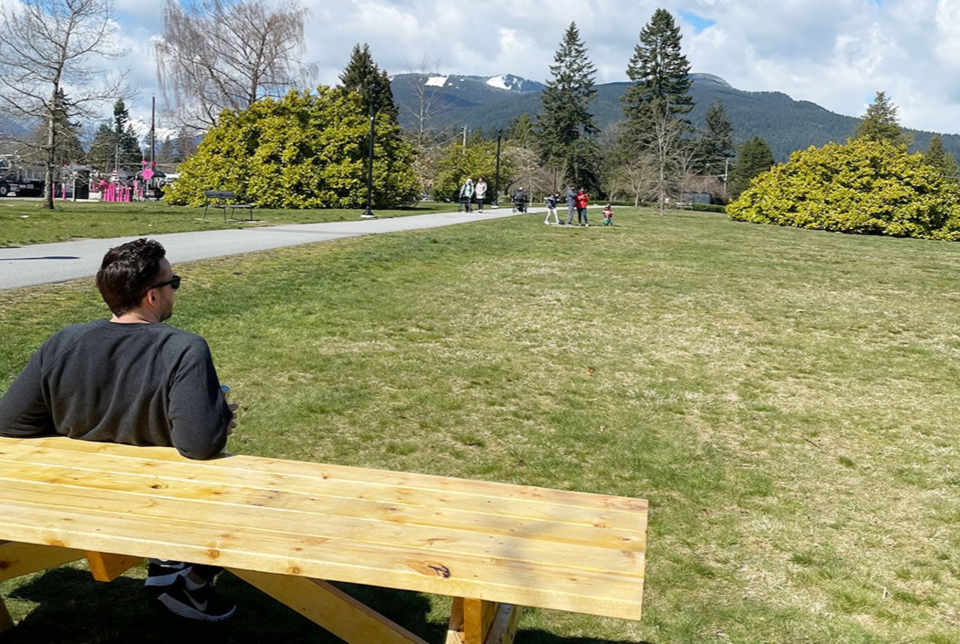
[425,75,448,88]
[484,74,531,92]
[486,76,511,91]
[128,118,178,147]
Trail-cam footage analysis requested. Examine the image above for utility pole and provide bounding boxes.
[361,88,379,219]
[493,129,502,208]
[462,125,467,147]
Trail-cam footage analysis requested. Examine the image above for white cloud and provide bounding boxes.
[105,0,960,134]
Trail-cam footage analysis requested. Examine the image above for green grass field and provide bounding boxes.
[2,207,960,644]
[0,198,453,246]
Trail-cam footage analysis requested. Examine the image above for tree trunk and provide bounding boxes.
[43,94,56,210]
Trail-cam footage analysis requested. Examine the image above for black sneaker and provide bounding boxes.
[158,575,237,621]
[145,560,190,588]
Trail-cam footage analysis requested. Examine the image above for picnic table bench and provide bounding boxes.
[0,436,648,643]
[203,190,255,221]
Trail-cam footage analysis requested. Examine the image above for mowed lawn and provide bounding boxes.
[0,198,453,246]
[1,208,960,644]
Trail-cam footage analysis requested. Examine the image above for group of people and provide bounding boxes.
[458,177,489,213]
[543,187,614,227]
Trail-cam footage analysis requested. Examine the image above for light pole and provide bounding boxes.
[493,129,502,208]
[361,91,378,219]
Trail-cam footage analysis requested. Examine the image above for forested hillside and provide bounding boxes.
[391,73,960,162]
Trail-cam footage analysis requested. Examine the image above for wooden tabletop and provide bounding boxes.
[0,436,647,620]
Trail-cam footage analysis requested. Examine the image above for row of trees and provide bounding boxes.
[0,0,318,208]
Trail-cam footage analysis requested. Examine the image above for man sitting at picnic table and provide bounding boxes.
[0,238,238,621]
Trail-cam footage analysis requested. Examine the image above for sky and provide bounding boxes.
[111,0,960,135]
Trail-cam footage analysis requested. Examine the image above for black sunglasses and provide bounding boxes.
[142,275,181,297]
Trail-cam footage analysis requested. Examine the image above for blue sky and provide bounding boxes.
[111,0,960,135]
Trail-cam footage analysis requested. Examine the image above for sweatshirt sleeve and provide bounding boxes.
[0,348,54,437]
[166,338,231,460]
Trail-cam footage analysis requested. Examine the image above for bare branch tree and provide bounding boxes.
[155,0,316,129]
[0,0,127,209]
[647,103,685,215]
[401,54,451,151]
[609,154,656,207]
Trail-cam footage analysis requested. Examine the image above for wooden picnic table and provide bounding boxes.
[0,436,648,643]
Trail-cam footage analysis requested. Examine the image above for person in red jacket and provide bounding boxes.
[576,188,590,227]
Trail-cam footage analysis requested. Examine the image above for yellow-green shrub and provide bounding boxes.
[726,138,960,241]
[165,87,420,209]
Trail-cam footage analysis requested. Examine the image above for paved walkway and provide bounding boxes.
[0,207,542,291]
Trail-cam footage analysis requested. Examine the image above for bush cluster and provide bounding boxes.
[726,138,960,241]
[165,88,420,209]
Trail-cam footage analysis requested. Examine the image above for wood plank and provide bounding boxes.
[230,569,429,644]
[0,462,646,561]
[0,595,14,633]
[0,438,647,514]
[483,604,520,644]
[0,498,644,620]
[445,597,466,644]
[85,551,142,582]
[0,474,645,577]
[463,599,498,644]
[0,449,648,543]
[0,541,85,582]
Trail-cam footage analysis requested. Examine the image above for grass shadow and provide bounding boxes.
[4,567,442,644]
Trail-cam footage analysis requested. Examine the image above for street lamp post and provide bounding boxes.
[361,95,378,219]
[493,129,502,208]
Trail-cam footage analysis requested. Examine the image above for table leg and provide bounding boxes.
[0,542,85,583]
[0,596,14,633]
[446,598,520,644]
[230,569,430,644]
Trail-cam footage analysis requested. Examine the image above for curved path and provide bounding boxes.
[0,207,541,291]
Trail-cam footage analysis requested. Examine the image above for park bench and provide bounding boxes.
[202,190,255,221]
[0,436,648,643]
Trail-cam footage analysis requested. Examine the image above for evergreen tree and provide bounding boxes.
[507,113,535,148]
[696,100,735,176]
[339,43,398,122]
[852,91,909,146]
[622,8,693,140]
[113,99,142,169]
[727,136,774,199]
[86,123,116,171]
[923,135,959,184]
[536,22,599,191]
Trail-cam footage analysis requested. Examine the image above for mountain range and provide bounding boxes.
[389,73,960,163]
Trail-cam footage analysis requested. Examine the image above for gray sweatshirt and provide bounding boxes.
[0,319,231,460]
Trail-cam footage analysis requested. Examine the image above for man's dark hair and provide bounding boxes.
[96,238,167,315]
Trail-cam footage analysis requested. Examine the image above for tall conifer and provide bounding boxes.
[537,22,599,190]
[923,135,960,183]
[852,91,909,146]
[622,7,693,141]
[339,43,397,122]
[696,100,735,176]
[728,136,774,199]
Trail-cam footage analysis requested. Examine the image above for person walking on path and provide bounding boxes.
[565,186,577,225]
[576,188,590,227]
[544,192,560,224]
[0,238,239,622]
[475,177,488,213]
[459,178,474,212]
